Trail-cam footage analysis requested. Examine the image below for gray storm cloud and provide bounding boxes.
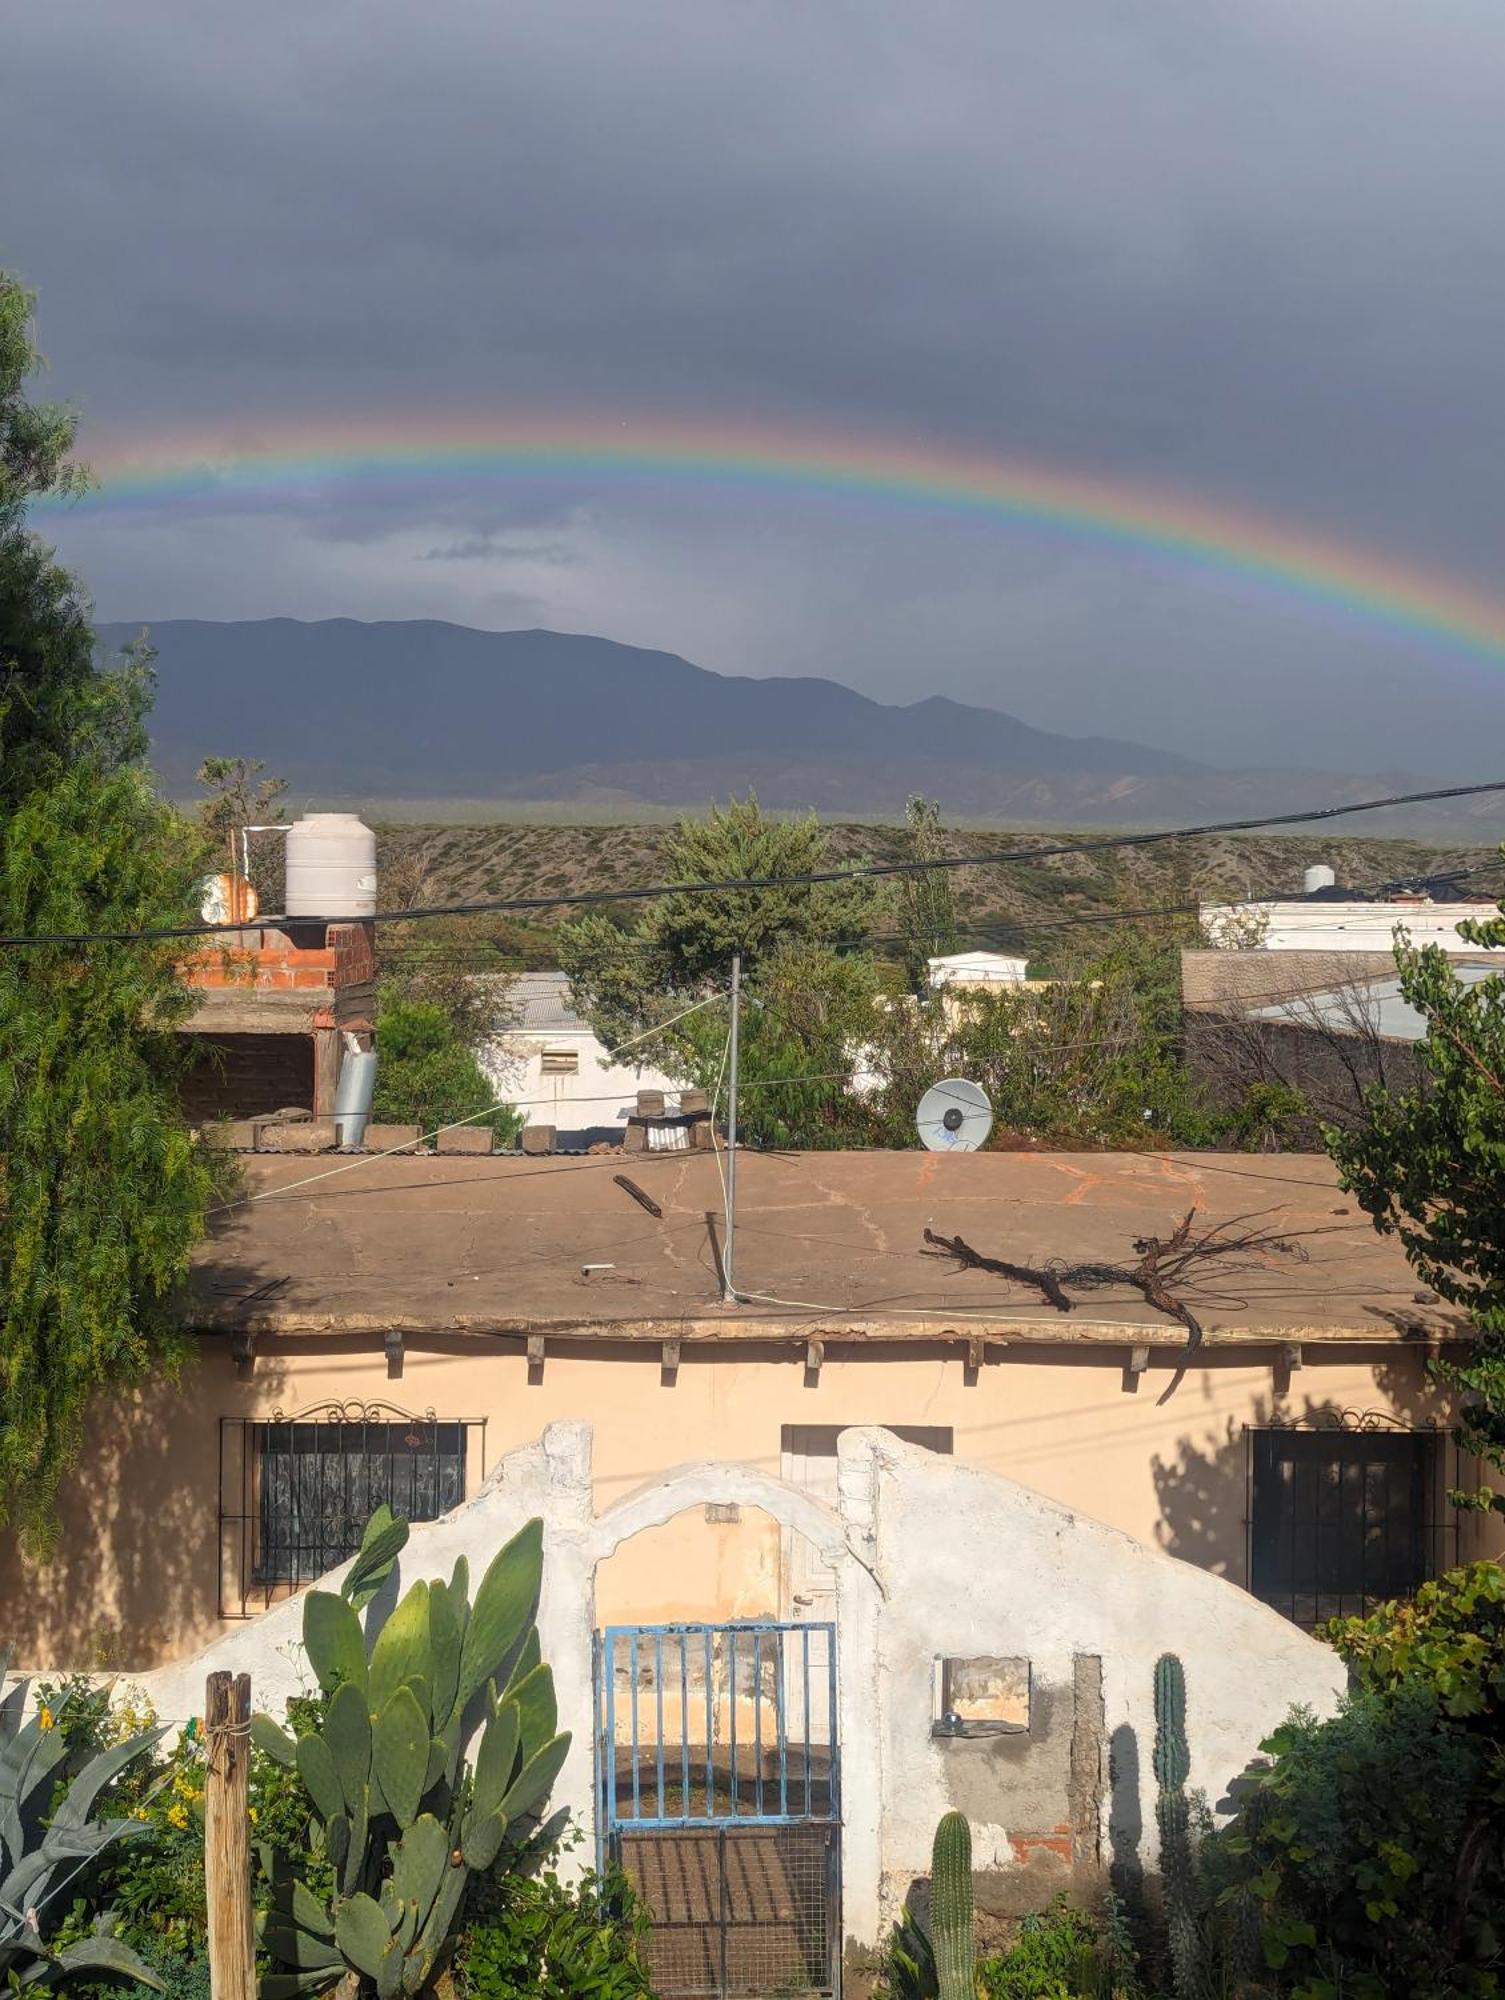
[6,0,1505,774]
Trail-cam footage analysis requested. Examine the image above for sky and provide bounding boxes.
[7,0,1505,776]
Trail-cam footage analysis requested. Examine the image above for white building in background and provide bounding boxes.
[480,972,681,1145]
[1201,863,1496,954]
[926,949,1030,988]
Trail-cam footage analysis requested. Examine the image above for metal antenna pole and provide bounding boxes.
[723,951,741,1303]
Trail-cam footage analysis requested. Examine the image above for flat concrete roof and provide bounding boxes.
[191,1149,1460,1349]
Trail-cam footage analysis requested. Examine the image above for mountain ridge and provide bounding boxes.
[96,617,1483,831]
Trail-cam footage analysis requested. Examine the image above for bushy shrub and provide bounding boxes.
[371,996,521,1141]
[1207,1682,1503,1998]
[457,1862,654,2000]
[978,1897,1136,2000]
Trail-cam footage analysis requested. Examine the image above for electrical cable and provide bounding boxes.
[4,775,1504,947]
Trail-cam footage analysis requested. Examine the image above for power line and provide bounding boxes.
[4,775,1504,948]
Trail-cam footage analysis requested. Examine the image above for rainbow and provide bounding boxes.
[40,413,1505,663]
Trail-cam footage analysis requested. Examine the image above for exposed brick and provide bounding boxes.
[361,1124,423,1153]
[436,1125,494,1155]
[256,1119,338,1152]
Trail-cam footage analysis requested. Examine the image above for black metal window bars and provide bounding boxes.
[219,1402,485,1618]
[1246,1412,1458,1629]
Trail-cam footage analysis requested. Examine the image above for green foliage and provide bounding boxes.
[874,1904,937,2000]
[977,1898,1127,2000]
[0,271,216,1548]
[258,1514,570,1999]
[193,756,288,905]
[862,929,1218,1151]
[1328,1560,1505,1735]
[561,795,889,1148]
[897,795,960,994]
[930,1811,976,2000]
[371,997,522,1143]
[0,1657,169,1989]
[1326,884,1505,1512]
[1205,1685,1503,1998]
[456,1863,653,2000]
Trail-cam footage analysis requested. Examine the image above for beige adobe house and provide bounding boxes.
[3,1148,1495,1670]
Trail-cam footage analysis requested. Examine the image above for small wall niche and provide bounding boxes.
[932,1655,1031,1738]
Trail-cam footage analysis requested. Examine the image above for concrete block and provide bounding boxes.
[436,1125,494,1155]
[636,1089,666,1117]
[691,1120,718,1151]
[200,1120,259,1151]
[256,1119,338,1153]
[361,1124,423,1154]
[679,1087,709,1114]
[521,1124,556,1157]
[622,1121,647,1152]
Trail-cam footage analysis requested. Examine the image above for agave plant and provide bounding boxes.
[0,1657,168,1987]
[253,1510,569,1999]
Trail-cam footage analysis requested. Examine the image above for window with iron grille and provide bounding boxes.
[1247,1418,1452,1628]
[219,1403,485,1615]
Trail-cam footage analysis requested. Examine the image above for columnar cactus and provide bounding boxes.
[1152,1653,1203,2000]
[929,1810,975,2000]
[253,1513,569,2000]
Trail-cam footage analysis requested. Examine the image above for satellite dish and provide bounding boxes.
[199,872,260,924]
[916,1076,993,1153]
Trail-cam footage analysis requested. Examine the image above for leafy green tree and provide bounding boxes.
[559,795,888,1146]
[0,271,216,1547]
[370,997,521,1142]
[896,794,960,994]
[1327,894,1505,1517]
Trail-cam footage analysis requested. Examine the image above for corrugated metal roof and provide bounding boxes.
[507,972,587,1035]
[1249,961,1498,1042]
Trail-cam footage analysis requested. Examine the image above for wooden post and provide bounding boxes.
[204,1671,255,2000]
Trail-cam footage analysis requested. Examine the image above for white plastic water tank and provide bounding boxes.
[1303,864,1337,895]
[284,814,377,918]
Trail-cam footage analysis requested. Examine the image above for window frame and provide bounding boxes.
[1244,1414,1456,1628]
[219,1402,486,1618]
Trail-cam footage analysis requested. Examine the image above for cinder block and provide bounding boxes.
[436,1125,494,1155]
[257,1119,338,1152]
[691,1120,718,1150]
[361,1124,423,1153]
[636,1089,666,1117]
[679,1087,709,1115]
[520,1124,556,1157]
[200,1120,259,1151]
[622,1121,647,1152]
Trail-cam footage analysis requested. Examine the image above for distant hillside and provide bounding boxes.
[377,819,1503,965]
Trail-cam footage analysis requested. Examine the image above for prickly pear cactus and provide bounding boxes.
[929,1810,975,2000]
[254,1512,569,2000]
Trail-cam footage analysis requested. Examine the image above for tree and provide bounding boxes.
[193,754,288,906]
[376,837,517,1050]
[1327,893,1505,1519]
[0,272,216,1546]
[560,795,888,1147]
[896,794,960,994]
[369,997,521,1142]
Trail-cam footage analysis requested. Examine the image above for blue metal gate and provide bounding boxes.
[595,1622,841,1999]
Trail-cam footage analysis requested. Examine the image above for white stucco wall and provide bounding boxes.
[479,1028,681,1139]
[18,1423,1345,1946]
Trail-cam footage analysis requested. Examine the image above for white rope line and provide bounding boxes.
[209,989,729,1217]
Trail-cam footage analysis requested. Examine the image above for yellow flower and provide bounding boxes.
[37,1708,54,1732]
[130,1806,151,1822]
[165,1803,188,1831]
[247,1807,258,1824]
